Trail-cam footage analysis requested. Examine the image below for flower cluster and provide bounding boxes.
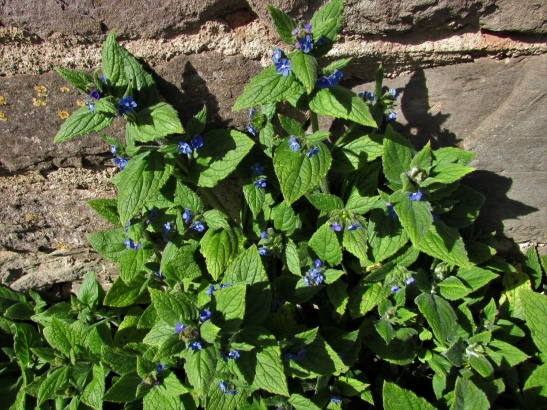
[206,283,230,297]
[177,135,203,155]
[358,91,375,102]
[220,349,240,362]
[199,309,211,321]
[284,348,307,361]
[409,191,423,201]
[391,277,415,293]
[316,70,343,89]
[302,259,325,286]
[188,341,202,351]
[329,221,361,232]
[218,381,237,396]
[272,47,291,77]
[124,238,141,251]
[118,96,137,116]
[181,209,206,233]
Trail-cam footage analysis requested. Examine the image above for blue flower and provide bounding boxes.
[244,125,256,136]
[182,209,192,224]
[163,222,171,234]
[220,350,229,362]
[248,107,255,119]
[313,259,322,269]
[316,76,333,89]
[297,349,307,360]
[118,96,137,115]
[85,101,95,113]
[148,209,158,219]
[124,238,141,250]
[316,35,327,46]
[156,364,165,373]
[218,381,227,393]
[110,145,117,156]
[275,58,291,77]
[260,230,268,239]
[391,285,401,293]
[317,70,343,89]
[254,178,267,189]
[298,35,314,53]
[258,247,269,256]
[271,47,283,64]
[303,269,324,286]
[250,162,264,175]
[347,223,361,231]
[219,283,231,289]
[191,221,205,232]
[288,136,300,152]
[331,396,341,404]
[191,135,203,149]
[89,90,100,100]
[406,277,415,285]
[302,276,311,286]
[307,147,319,158]
[200,309,211,321]
[99,76,106,83]
[390,88,397,100]
[228,350,240,360]
[177,142,192,154]
[175,322,185,334]
[188,341,202,351]
[409,191,423,201]
[304,23,312,32]
[330,222,342,232]
[358,91,375,102]
[206,285,215,296]
[386,203,398,220]
[154,268,164,279]
[386,112,397,121]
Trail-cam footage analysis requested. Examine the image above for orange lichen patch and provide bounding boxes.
[25,213,40,221]
[76,99,85,107]
[0,112,7,121]
[59,86,71,93]
[58,110,70,120]
[55,243,70,250]
[0,95,6,105]
[34,85,48,97]
[32,98,46,107]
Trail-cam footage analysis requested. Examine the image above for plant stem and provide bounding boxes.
[319,178,330,194]
[333,123,357,148]
[310,111,319,133]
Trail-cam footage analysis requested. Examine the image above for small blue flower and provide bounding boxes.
[89,90,100,100]
[191,135,203,149]
[260,230,268,239]
[174,322,185,334]
[386,203,398,220]
[254,178,267,189]
[99,76,106,83]
[316,35,327,46]
[118,96,137,115]
[218,381,227,393]
[85,101,95,113]
[391,285,401,293]
[228,350,240,360]
[188,341,202,351]
[177,142,192,154]
[228,390,237,396]
[296,349,307,360]
[200,309,211,321]
[298,35,314,53]
[190,221,205,232]
[313,259,322,269]
[308,269,324,285]
[331,396,341,404]
[250,162,264,175]
[330,69,343,83]
[219,283,231,289]
[409,191,423,201]
[244,125,256,136]
[110,145,117,156]
[304,23,312,32]
[206,285,215,297]
[288,136,300,152]
[271,47,283,64]
[220,350,229,362]
[258,247,269,256]
[124,238,141,251]
[275,58,291,77]
[154,268,164,279]
[302,276,311,286]
[307,147,319,158]
[386,112,397,121]
[124,237,131,249]
[358,91,375,102]
[156,364,165,373]
[316,76,333,89]
[163,222,171,234]
[390,88,397,100]
[182,209,192,224]
[248,107,255,119]
[347,223,361,231]
[330,222,342,232]
[291,28,299,35]
[406,277,415,285]
[148,209,158,219]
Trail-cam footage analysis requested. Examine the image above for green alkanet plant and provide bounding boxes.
[1,1,547,409]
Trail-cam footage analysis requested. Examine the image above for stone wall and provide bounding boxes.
[1,0,546,292]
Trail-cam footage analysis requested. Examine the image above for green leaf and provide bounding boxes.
[233,66,305,110]
[328,279,349,316]
[143,387,181,410]
[149,288,197,326]
[485,339,529,368]
[348,281,390,318]
[200,227,241,281]
[118,46,159,109]
[274,139,332,204]
[190,129,254,188]
[382,125,412,184]
[199,320,221,344]
[54,107,114,143]
[343,217,369,264]
[43,317,77,357]
[415,294,457,345]
[383,381,435,410]
[37,366,71,405]
[278,114,304,137]
[81,364,105,410]
[523,363,547,409]
[116,151,174,224]
[288,394,321,410]
[332,133,383,173]
[14,324,39,368]
[421,163,475,187]
[213,285,246,332]
[442,185,485,229]
[101,345,137,375]
[266,5,296,44]
[306,131,330,143]
[468,355,494,378]
[86,199,120,226]
[162,239,205,283]
[224,246,272,326]
[306,193,343,212]
[55,68,94,94]
[101,30,127,96]
[126,103,183,142]
[290,52,317,93]
[417,221,471,268]
[248,344,289,396]
[411,141,432,171]
[450,377,490,410]
[310,0,343,40]
[309,87,376,127]
[203,210,230,230]
[4,302,34,320]
[186,105,207,136]
[119,245,154,284]
[438,276,472,301]
[283,239,302,276]
[104,273,148,307]
[273,201,299,235]
[103,372,141,402]
[456,267,498,291]
[523,245,543,289]
[185,345,216,395]
[308,223,342,266]
[143,322,175,346]
[289,335,347,377]
[78,271,101,308]
[368,208,409,263]
[520,290,547,355]
[433,147,475,166]
[243,182,265,218]
[259,122,275,158]
[392,191,432,247]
